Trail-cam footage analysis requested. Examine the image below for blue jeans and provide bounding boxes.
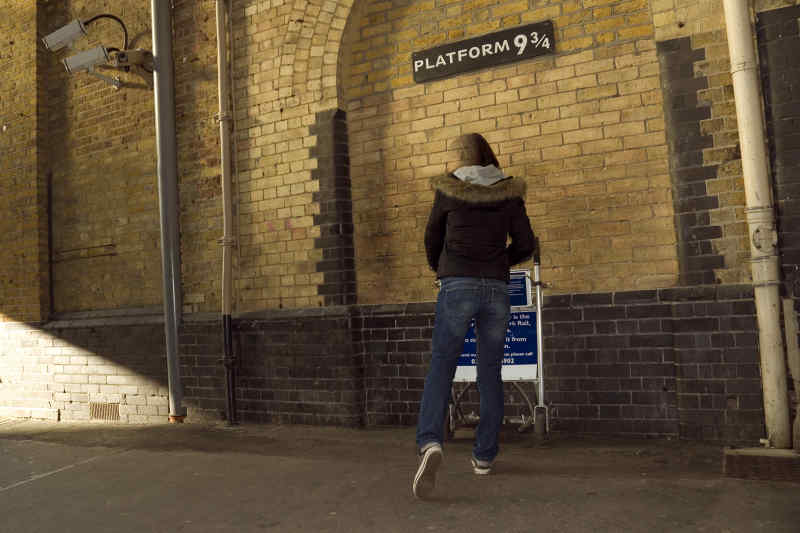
[416,277,510,462]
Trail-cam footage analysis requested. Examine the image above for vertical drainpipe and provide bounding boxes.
[723,0,790,448]
[152,0,186,422]
[215,0,237,424]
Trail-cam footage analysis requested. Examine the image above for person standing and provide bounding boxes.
[413,133,536,499]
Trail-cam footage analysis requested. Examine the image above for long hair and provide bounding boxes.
[455,133,500,168]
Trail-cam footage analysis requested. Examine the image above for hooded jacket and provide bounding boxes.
[424,171,536,282]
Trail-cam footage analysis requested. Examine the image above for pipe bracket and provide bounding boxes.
[752,280,782,288]
[730,59,757,75]
[752,225,778,251]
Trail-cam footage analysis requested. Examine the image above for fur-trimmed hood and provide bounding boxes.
[430,173,527,204]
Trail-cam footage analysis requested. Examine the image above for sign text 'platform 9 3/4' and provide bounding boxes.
[412,20,555,83]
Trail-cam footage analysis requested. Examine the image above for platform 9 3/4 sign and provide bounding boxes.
[412,20,555,83]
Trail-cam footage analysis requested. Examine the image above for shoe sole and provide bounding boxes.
[413,447,443,499]
[471,458,492,475]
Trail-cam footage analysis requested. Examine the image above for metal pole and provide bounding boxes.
[533,241,547,436]
[151,0,185,422]
[215,0,237,424]
[535,262,544,409]
[723,0,790,447]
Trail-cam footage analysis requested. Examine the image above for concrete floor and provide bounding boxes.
[0,418,797,533]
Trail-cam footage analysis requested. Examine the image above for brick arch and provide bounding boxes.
[277,0,356,111]
[231,0,359,310]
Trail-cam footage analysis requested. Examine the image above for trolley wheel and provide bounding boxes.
[443,403,456,441]
[534,406,547,436]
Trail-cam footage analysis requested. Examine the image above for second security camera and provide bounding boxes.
[63,46,109,74]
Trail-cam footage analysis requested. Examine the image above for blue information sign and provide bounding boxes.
[508,270,530,307]
[458,311,537,367]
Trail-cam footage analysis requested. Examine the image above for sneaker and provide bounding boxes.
[412,443,443,499]
[471,456,493,475]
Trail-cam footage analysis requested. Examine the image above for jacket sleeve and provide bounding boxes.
[507,197,536,266]
[424,191,447,272]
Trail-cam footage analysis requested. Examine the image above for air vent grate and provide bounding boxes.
[89,402,120,421]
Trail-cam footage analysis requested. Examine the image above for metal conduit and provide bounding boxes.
[215,0,237,425]
[151,0,185,422]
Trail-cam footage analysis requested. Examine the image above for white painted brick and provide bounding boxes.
[146,395,169,406]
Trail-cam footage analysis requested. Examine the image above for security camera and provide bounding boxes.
[42,19,87,51]
[63,45,109,74]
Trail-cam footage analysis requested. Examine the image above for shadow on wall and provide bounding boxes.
[0,306,367,427]
[0,310,226,424]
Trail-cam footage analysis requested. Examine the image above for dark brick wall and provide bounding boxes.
[354,286,763,443]
[310,109,356,306]
[180,321,226,416]
[8,286,764,442]
[658,37,726,285]
[233,307,363,426]
[757,6,800,425]
[544,286,762,442]
[758,7,800,300]
[359,303,435,426]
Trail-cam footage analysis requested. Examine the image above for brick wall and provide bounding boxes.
[0,1,48,323]
[758,6,800,424]
[342,0,678,304]
[0,287,763,442]
[361,303,436,426]
[231,0,347,311]
[0,317,168,423]
[40,1,162,313]
[311,109,357,306]
[658,37,728,285]
[0,314,230,424]
[235,307,363,426]
[173,0,231,314]
[359,288,763,443]
[651,2,790,290]
[758,6,800,297]
[7,0,777,322]
[546,285,763,441]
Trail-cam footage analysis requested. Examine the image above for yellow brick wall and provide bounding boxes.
[231,0,352,310]
[0,2,47,323]
[651,0,799,286]
[174,0,228,314]
[651,0,800,43]
[6,0,794,318]
[693,28,750,285]
[36,1,238,315]
[342,0,677,303]
[42,1,161,312]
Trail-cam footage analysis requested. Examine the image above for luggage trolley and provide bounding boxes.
[446,255,548,438]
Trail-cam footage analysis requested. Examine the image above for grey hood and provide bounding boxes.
[453,164,507,186]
